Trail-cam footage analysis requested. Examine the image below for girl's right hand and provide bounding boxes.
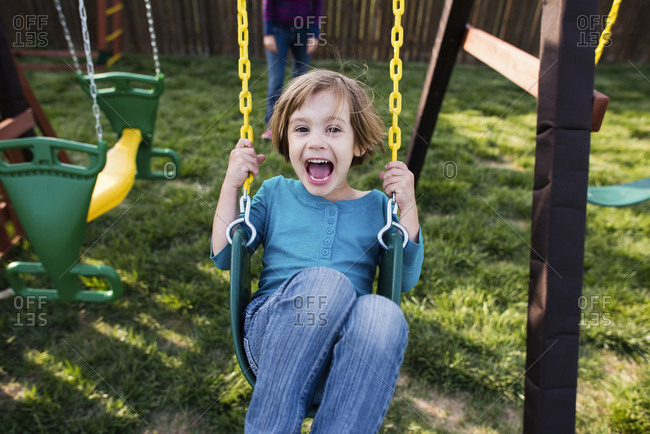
[224,139,266,190]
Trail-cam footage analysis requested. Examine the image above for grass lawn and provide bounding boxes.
[0,54,648,433]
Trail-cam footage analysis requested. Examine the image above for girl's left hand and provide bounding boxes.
[379,161,416,212]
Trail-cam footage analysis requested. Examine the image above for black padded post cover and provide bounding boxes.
[524,1,597,432]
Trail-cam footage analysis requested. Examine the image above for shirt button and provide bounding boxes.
[327,218,334,224]
[326,228,334,235]
[329,208,336,216]
[321,249,329,256]
[323,239,331,246]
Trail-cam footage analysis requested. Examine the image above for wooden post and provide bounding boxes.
[0,21,28,255]
[405,0,475,186]
[97,0,108,52]
[524,0,596,432]
[11,55,58,139]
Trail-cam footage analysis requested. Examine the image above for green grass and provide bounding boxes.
[1,54,648,433]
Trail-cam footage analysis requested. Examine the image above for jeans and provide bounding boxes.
[265,24,312,126]
[243,267,409,433]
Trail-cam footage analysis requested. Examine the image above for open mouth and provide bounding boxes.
[305,159,334,185]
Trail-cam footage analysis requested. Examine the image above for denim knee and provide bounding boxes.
[275,267,357,323]
[346,294,409,356]
[280,267,356,299]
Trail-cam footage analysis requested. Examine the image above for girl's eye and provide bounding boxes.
[326,126,341,133]
[295,126,309,133]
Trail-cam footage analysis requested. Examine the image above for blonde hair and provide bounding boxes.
[269,69,385,167]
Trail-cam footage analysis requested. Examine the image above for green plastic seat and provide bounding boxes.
[0,137,123,302]
[77,72,181,180]
[229,227,403,414]
[587,177,650,207]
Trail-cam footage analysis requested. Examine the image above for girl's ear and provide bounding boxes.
[354,143,365,158]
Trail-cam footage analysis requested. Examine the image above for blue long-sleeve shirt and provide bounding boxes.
[212,176,424,298]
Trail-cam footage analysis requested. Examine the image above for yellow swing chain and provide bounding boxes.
[378,0,409,250]
[237,0,254,195]
[225,0,257,247]
[594,0,621,65]
[388,0,404,162]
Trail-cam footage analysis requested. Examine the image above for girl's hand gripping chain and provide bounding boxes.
[212,139,265,254]
[224,139,266,190]
[379,161,419,243]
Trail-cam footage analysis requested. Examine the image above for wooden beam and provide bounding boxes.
[406,0,476,186]
[0,109,35,140]
[591,90,609,132]
[11,53,73,163]
[0,21,27,253]
[463,25,540,95]
[463,25,609,131]
[11,54,58,139]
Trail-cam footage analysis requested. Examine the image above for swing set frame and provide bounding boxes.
[405,0,603,431]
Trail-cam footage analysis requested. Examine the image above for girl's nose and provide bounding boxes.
[307,134,328,150]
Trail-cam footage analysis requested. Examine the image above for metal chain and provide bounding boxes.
[53,0,81,74]
[78,0,103,143]
[594,0,621,65]
[237,0,254,194]
[388,0,404,162]
[143,0,161,75]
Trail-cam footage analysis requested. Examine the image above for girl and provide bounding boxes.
[211,70,423,433]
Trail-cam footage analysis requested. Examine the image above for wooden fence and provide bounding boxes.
[2,0,649,64]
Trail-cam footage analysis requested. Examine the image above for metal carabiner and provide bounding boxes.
[226,191,257,247]
[377,194,409,249]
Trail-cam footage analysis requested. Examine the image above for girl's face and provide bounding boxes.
[287,90,363,202]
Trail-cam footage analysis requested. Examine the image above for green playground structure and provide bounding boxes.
[0,138,123,302]
[0,71,178,302]
[76,72,180,180]
[0,0,178,302]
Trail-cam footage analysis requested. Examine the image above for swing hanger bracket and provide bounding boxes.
[226,191,257,247]
[377,195,409,249]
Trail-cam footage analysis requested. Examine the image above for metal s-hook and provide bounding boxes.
[226,191,257,247]
[377,195,409,249]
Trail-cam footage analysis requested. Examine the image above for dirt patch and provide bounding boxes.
[1,382,26,401]
[143,411,197,434]
[396,374,521,433]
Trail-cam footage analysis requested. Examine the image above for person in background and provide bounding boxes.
[261,0,323,140]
